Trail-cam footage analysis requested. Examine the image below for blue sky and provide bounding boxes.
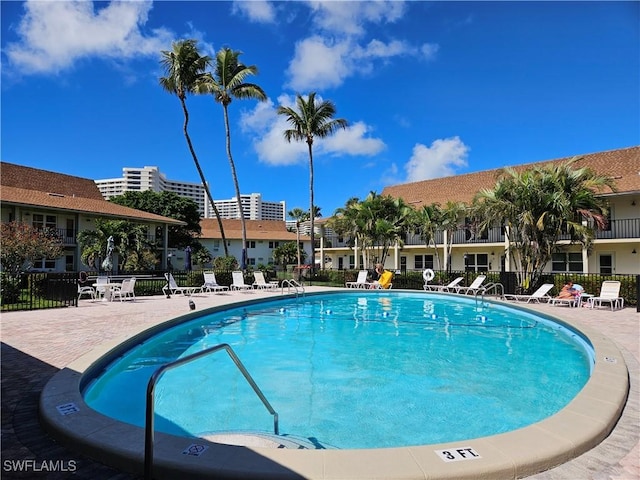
[2,1,638,217]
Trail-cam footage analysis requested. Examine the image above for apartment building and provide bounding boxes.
[207,193,286,221]
[1,163,183,272]
[95,166,206,215]
[96,168,286,221]
[318,146,640,275]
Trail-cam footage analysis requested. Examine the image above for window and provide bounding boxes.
[246,241,256,249]
[212,240,220,252]
[247,258,256,266]
[414,255,434,270]
[464,253,489,272]
[269,241,279,249]
[551,252,583,273]
[32,258,57,270]
[33,214,56,231]
[599,254,613,275]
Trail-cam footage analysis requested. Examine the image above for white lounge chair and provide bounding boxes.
[503,283,554,303]
[201,271,229,293]
[231,271,253,292]
[163,272,199,296]
[252,271,278,290]
[452,275,487,295]
[587,281,624,310]
[424,276,464,292]
[112,277,136,302]
[346,270,370,289]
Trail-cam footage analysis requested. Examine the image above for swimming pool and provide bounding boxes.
[40,288,629,480]
[83,292,593,449]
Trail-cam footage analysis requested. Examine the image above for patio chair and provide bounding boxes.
[346,270,370,289]
[371,270,394,289]
[94,275,110,299]
[424,276,463,292]
[201,271,229,293]
[503,283,555,304]
[112,277,136,302]
[252,271,278,290]
[587,281,624,310]
[451,275,487,295]
[77,283,96,301]
[162,272,199,296]
[231,271,253,292]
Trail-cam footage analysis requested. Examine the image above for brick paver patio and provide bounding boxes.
[1,288,638,479]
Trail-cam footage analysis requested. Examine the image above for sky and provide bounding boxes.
[2,1,639,217]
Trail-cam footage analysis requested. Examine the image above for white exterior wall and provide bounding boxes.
[197,238,311,267]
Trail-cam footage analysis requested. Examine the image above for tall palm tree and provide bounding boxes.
[288,207,309,269]
[472,158,614,290]
[159,39,229,257]
[198,47,267,270]
[277,93,348,271]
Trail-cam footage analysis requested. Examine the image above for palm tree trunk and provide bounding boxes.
[307,142,315,274]
[223,104,248,270]
[296,220,301,269]
[180,98,229,257]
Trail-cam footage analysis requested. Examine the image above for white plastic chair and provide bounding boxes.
[231,271,253,291]
[424,276,464,292]
[452,275,487,295]
[201,271,229,293]
[77,283,96,301]
[252,271,278,290]
[346,270,370,289]
[94,276,110,300]
[162,273,198,296]
[587,281,624,310]
[503,284,555,303]
[112,277,136,302]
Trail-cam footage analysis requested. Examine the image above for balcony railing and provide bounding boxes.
[319,218,639,249]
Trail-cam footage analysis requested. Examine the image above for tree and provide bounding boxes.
[77,219,155,272]
[410,204,444,270]
[330,192,412,268]
[198,47,267,270]
[277,93,348,271]
[0,222,64,303]
[109,190,201,249]
[273,241,306,269]
[159,39,229,256]
[288,207,309,270]
[471,159,615,291]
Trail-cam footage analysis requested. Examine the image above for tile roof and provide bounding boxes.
[1,162,184,225]
[381,146,640,208]
[1,162,105,200]
[200,219,309,241]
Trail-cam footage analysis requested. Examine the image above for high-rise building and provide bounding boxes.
[207,193,286,221]
[95,166,206,214]
[96,167,285,220]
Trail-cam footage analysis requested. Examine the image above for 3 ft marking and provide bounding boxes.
[435,447,481,462]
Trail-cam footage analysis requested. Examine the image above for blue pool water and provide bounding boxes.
[83,292,593,449]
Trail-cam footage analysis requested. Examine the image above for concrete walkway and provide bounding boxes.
[1,288,638,479]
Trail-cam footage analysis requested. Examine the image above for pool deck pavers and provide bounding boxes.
[1,287,638,479]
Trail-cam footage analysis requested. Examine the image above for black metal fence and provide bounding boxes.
[1,269,637,311]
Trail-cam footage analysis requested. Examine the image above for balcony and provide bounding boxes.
[318,218,638,250]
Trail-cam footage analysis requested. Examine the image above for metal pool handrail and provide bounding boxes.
[144,343,279,480]
[281,278,305,296]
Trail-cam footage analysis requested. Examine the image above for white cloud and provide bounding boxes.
[231,0,277,24]
[240,94,386,166]
[404,137,470,182]
[286,36,350,91]
[307,0,406,36]
[285,3,439,91]
[4,0,173,75]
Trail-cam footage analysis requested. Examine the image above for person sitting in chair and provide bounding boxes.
[557,281,578,299]
[371,263,393,289]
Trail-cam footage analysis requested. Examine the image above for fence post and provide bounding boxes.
[636,275,639,313]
